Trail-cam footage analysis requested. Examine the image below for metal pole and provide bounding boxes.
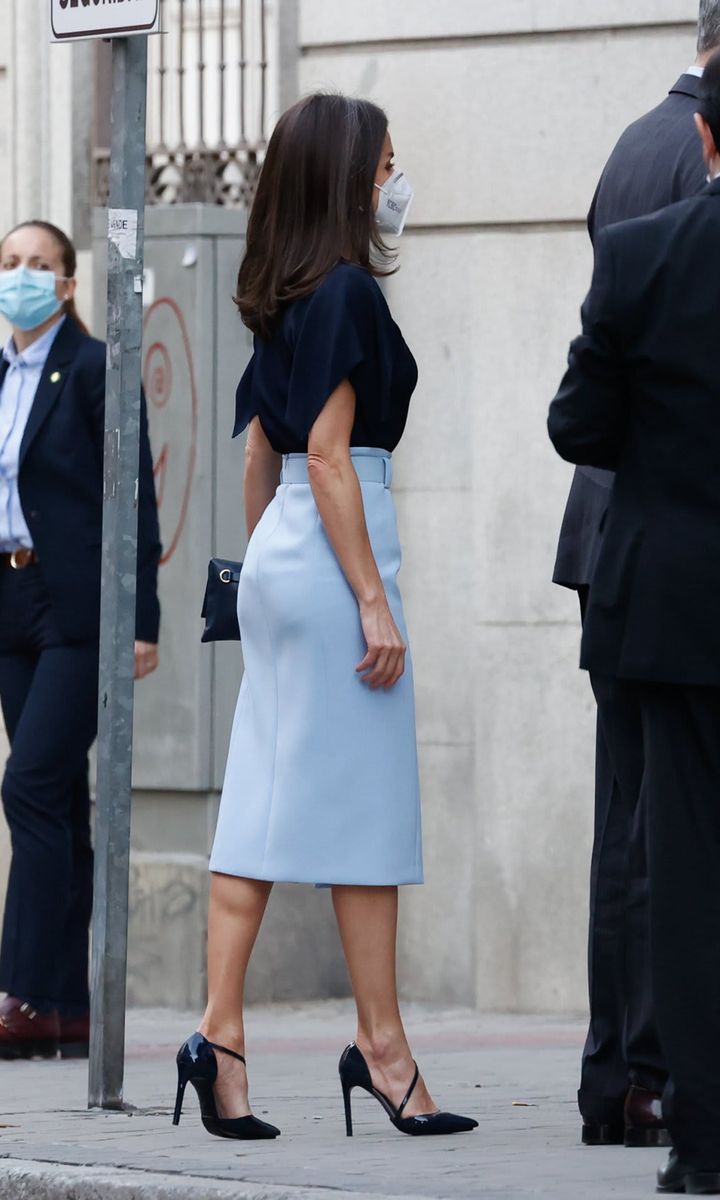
[197,0,205,147]
[88,34,149,1112]
[239,0,246,146]
[218,0,226,147]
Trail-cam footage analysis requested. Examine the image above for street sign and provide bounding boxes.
[51,0,159,42]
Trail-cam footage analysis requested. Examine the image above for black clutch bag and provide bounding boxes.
[201,558,242,643]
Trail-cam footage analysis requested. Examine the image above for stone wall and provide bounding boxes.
[298,0,698,1010]
[0,0,703,1014]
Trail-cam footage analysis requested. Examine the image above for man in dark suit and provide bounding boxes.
[553,2,720,1148]
[548,51,720,1194]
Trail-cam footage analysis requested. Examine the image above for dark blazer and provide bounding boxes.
[548,179,720,687]
[553,74,707,590]
[0,317,161,644]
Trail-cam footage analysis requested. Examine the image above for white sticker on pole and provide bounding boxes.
[108,210,138,261]
[51,0,160,42]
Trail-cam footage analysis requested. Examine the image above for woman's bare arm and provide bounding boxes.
[307,380,405,689]
[244,416,281,539]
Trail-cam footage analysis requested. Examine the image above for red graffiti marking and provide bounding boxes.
[142,298,198,567]
[145,341,173,409]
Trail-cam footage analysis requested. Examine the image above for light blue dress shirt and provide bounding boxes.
[0,316,66,551]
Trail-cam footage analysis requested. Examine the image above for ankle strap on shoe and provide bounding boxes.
[207,1040,246,1065]
[396,1062,419,1119]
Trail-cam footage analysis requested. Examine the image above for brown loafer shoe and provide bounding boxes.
[625,1084,671,1148]
[0,995,59,1060]
[59,1012,89,1059]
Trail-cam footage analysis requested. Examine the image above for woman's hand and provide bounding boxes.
[134,641,159,680]
[357,598,406,690]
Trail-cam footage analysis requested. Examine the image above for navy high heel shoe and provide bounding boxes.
[173,1032,280,1139]
[339,1042,478,1137]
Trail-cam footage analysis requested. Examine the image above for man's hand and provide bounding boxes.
[134,641,159,680]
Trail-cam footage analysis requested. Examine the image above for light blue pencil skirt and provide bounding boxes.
[209,447,423,887]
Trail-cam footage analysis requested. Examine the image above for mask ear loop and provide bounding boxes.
[56,274,75,303]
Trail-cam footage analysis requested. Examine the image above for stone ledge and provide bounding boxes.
[0,1160,417,1200]
[126,853,350,1009]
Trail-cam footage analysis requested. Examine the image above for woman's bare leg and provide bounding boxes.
[331,885,436,1117]
[197,873,273,1117]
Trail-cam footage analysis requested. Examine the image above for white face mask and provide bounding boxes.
[374,170,414,237]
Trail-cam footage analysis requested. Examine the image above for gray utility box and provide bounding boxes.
[92,206,348,1009]
[93,205,248,796]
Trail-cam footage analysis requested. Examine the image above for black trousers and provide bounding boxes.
[0,563,98,1014]
[636,682,720,1170]
[577,590,666,1122]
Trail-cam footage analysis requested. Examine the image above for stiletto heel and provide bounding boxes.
[173,1032,280,1140]
[338,1043,478,1138]
[172,1074,188,1126]
[342,1080,354,1137]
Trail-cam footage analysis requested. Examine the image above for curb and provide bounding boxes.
[0,1159,418,1200]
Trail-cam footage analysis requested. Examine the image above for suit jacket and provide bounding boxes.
[0,317,161,643]
[548,178,720,686]
[552,74,707,589]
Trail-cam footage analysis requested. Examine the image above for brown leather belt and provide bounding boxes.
[0,549,39,570]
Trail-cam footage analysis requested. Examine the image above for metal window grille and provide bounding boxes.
[94,0,268,207]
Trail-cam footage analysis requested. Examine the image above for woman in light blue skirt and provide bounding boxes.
[174,93,477,1143]
[210,447,422,887]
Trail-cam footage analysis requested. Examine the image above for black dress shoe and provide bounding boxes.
[625,1085,671,1148]
[581,1119,625,1146]
[173,1033,280,1139]
[339,1043,478,1137]
[657,1150,720,1194]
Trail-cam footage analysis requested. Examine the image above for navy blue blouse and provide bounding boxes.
[233,262,418,454]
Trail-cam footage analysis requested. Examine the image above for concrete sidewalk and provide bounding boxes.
[0,1003,667,1200]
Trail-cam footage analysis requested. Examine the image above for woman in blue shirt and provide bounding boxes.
[173,94,477,1142]
[0,220,161,1059]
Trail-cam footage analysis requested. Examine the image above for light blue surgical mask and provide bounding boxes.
[0,265,66,332]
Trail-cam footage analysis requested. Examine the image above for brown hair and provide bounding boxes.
[236,93,394,339]
[1,220,89,336]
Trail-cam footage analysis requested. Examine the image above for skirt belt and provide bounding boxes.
[281,450,392,488]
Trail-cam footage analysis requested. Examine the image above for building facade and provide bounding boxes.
[0,0,701,1012]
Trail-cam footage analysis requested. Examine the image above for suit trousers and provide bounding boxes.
[635,681,720,1169]
[577,590,666,1122]
[0,563,98,1014]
